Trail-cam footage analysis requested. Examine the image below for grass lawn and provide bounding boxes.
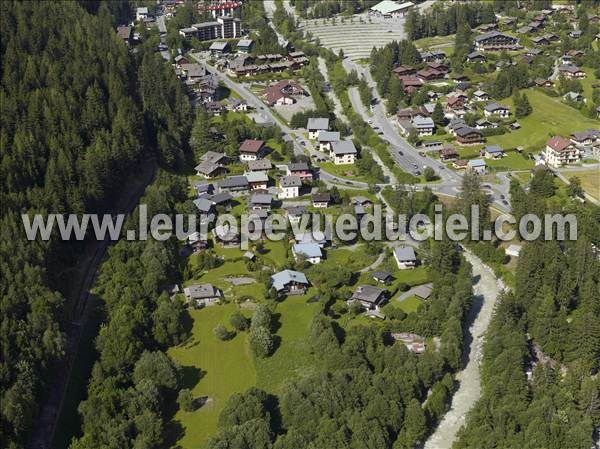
[571,170,600,200]
[486,151,534,171]
[485,89,599,151]
[395,295,423,314]
[169,304,256,449]
[254,296,322,393]
[319,161,376,184]
[392,266,430,288]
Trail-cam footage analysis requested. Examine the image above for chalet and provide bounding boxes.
[312,193,331,208]
[194,151,228,178]
[317,130,340,152]
[286,162,312,182]
[204,101,224,116]
[307,118,330,139]
[542,33,559,42]
[528,20,544,31]
[440,146,458,161]
[397,108,421,121]
[516,26,533,34]
[372,271,393,284]
[532,36,549,46]
[474,31,519,51]
[484,102,510,118]
[394,246,417,269]
[559,64,585,79]
[542,136,581,167]
[349,285,387,311]
[193,181,213,196]
[236,39,253,53]
[563,91,584,102]
[353,196,374,208]
[467,51,486,63]
[210,41,230,55]
[218,175,249,195]
[279,176,302,199]
[184,284,222,307]
[468,159,487,174]
[117,25,133,44]
[187,231,209,252]
[412,116,435,136]
[475,119,497,130]
[292,243,323,264]
[229,98,248,112]
[570,130,600,146]
[478,23,498,32]
[180,63,206,81]
[245,171,269,190]
[472,89,489,102]
[397,75,423,93]
[210,192,233,209]
[285,205,307,224]
[484,145,504,159]
[193,197,214,214]
[393,66,417,77]
[569,30,582,39]
[330,140,358,165]
[455,126,484,145]
[534,78,553,88]
[270,270,309,296]
[249,193,273,211]
[566,49,585,58]
[420,50,446,62]
[213,224,240,247]
[239,139,266,161]
[263,80,307,106]
[417,68,444,82]
[426,62,449,73]
[247,159,272,172]
[453,159,469,169]
[418,102,436,117]
[447,95,466,111]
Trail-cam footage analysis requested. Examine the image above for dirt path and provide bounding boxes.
[422,250,503,449]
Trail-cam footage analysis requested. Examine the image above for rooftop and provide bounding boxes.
[331,140,357,155]
[307,117,329,131]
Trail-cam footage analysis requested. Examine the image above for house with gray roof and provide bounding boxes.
[292,243,323,264]
[218,175,249,195]
[330,140,357,165]
[270,270,309,295]
[279,175,302,199]
[183,284,222,307]
[307,117,330,139]
[209,41,230,54]
[193,197,214,214]
[349,285,387,311]
[249,193,273,210]
[393,246,417,269]
[247,159,272,172]
[484,144,505,159]
[412,116,435,136]
[317,130,340,151]
[245,171,269,190]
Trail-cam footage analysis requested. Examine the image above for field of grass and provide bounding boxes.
[395,295,423,314]
[571,170,600,200]
[254,297,322,393]
[319,161,377,183]
[486,151,534,170]
[486,89,599,151]
[169,304,256,449]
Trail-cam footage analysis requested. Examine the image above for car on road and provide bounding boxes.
[301,141,306,146]
[418,151,425,157]
[367,119,373,124]
[413,170,421,176]
[377,131,384,135]
[398,151,404,155]
[502,200,509,205]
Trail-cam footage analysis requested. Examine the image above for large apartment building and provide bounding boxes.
[179,16,241,41]
[542,136,581,167]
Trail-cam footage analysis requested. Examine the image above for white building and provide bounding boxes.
[370,0,414,18]
[393,246,417,269]
[317,130,340,152]
[292,243,323,264]
[307,118,329,140]
[279,175,302,199]
[136,7,149,21]
[542,136,581,168]
[330,140,357,165]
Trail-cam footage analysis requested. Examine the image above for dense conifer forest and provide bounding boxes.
[0,1,190,447]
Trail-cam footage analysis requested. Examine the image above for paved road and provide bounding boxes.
[344,59,511,212]
[422,250,504,449]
